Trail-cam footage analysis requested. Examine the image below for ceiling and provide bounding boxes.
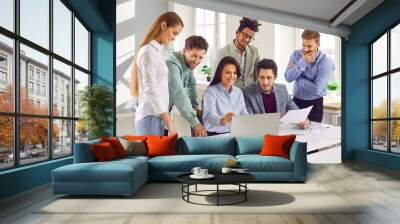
[173,0,384,37]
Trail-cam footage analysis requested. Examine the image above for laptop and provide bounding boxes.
[231,113,280,137]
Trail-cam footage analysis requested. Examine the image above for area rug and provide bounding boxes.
[37,183,361,214]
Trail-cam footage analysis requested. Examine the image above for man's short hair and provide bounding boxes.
[257,59,278,77]
[301,30,320,42]
[238,17,261,32]
[184,35,209,51]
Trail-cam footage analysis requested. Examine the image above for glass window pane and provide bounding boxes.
[75,18,89,70]
[0,0,14,31]
[75,120,88,143]
[219,13,226,24]
[391,72,400,118]
[372,77,387,119]
[20,0,49,49]
[0,34,14,113]
[391,120,400,153]
[372,34,387,76]
[74,69,89,118]
[219,23,226,48]
[53,59,72,117]
[195,26,204,37]
[391,24,400,70]
[196,9,204,26]
[0,116,14,170]
[204,25,215,47]
[372,121,388,151]
[53,119,72,158]
[204,10,215,24]
[20,117,49,165]
[20,44,49,115]
[53,0,72,60]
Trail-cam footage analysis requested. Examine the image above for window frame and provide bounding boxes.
[193,8,226,82]
[0,0,92,171]
[370,20,400,154]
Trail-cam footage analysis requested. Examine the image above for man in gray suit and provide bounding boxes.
[243,59,309,129]
[213,17,261,89]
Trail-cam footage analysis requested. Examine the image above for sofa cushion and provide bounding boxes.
[147,135,178,157]
[52,159,147,183]
[236,155,293,172]
[101,137,127,158]
[91,142,118,161]
[260,134,296,159]
[179,136,236,155]
[148,154,235,172]
[236,137,263,155]
[118,138,147,156]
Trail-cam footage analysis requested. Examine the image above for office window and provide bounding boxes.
[20,0,49,49]
[194,9,226,82]
[75,18,89,70]
[0,35,13,113]
[0,1,91,170]
[74,69,89,118]
[0,116,13,170]
[53,119,72,158]
[53,59,72,116]
[370,22,400,154]
[0,0,14,32]
[53,0,72,60]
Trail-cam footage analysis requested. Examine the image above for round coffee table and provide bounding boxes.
[177,172,255,206]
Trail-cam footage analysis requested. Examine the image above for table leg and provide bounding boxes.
[217,184,219,206]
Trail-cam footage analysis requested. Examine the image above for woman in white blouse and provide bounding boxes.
[131,12,183,136]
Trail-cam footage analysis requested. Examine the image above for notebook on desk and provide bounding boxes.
[231,113,280,137]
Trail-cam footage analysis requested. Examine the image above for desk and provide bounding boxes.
[279,122,341,154]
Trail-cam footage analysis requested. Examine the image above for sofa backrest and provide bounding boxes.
[235,136,264,155]
[73,139,100,163]
[177,136,236,155]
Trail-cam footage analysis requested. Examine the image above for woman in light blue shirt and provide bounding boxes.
[202,56,249,135]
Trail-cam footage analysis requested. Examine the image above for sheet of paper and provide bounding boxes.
[280,106,313,124]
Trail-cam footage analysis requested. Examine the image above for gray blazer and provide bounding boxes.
[213,41,260,89]
[243,83,298,115]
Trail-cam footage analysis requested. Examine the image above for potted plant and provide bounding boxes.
[327,80,339,98]
[201,65,212,82]
[79,84,113,140]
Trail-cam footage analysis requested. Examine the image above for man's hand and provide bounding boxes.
[196,108,203,119]
[303,51,315,64]
[193,124,207,137]
[298,119,310,130]
[220,112,235,126]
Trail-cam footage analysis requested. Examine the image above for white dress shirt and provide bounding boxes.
[135,40,169,122]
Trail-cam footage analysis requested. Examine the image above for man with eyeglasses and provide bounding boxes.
[213,17,261,89]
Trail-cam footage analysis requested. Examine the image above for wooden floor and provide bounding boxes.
[1,162,400,224]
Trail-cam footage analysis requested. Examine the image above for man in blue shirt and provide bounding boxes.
[284,30,334,122]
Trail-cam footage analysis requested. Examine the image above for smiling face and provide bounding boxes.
[220,64,238,88]
[258,68,276,93]
[183,48,206,70]
[302,38,320,56]
[158,23,182,45]
[235,27,255,50]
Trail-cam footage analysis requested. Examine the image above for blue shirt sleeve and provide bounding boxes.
[202,89,223,126]
[296,58,333,96]
[284,51,308,82]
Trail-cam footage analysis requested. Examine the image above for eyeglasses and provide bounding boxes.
[240,32,255,41]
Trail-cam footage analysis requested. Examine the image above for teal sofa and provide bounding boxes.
[52,136,307,196]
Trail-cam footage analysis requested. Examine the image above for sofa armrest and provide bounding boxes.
[289,141,307,181]
[73,140,100,163]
